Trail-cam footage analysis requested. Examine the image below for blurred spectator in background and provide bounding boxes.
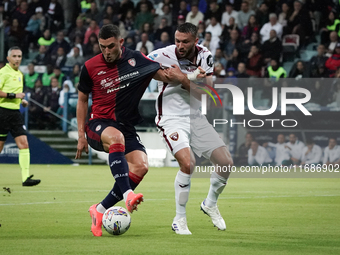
[201,32,219,57]
[238,1,255,30]
[24,63,40,92]
[80,0,92,13]
[29,79,48,129]
[53,66,66,87]
[51,47,67,69]
[285,0,313,46]
[237,132,254,165]
[136,33,154,54]
[119,0,134,19]
[83,33,98,58]
[325,43,340,77]
[246,44,263,77]
[37,28,55,47]
[224,29,241,60]
[154,32,171,50]
[177,1,188,21]
[310,44,328,77]
[154,4,172,30]
[43,0,65,33]
[213,48,228,70]
[68,17,86,44]
[262,29,282,65]
[70,64,81,88]
[140,22,155,43]
[226,48,242,69]
[42,64,54,87]
[255,3,269,28]
[67,34,84,58]
[154,18,172,42]
[236,62,249,78]
[286,133,305,165]
[220,16,238,43]
[263,134,290,166]
[123,36,136,50]
[320,11,339,45]
[241,15,259,41]
[65,46,85,67]
[83,20,99,44]
[135,0,154,14]
[325,31,338,57]
[323,138,340,166]
[300,139,323,165]
[221,3,239,29]
[48,31,71,58]
[312,64,329,78]
[309,80,329,105]
[204,0,223,23]
[265,58,287,81]
[12,1,31,28]
[122,9,135,38]
[25,7,45,49]
[206,16,222,42]
[135,3,154,31]
[331,80,340,107]
[289,61,308,79]
[32,45,51,65]
[139,45,148,55]
[185,4,204,26]
[28,0,44,15]
[277,3,291,28]
[248,140,272,166]
[6,18,26,51]
[213,62,226,78]
[85,2,101,25]
[45,77,61,129]
[58,80,77,120]
[197,21,206,43]
[260,13,282,43]
[100,5,119,26]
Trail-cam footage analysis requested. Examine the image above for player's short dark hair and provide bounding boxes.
[99,24,121,40]
[7,46,21,56]
[177,22,198,38]
[329,137,337,142]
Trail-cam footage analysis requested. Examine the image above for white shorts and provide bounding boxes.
[156,114,226,159]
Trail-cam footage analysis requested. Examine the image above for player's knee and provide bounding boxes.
[131,162,148,177]
[180,160,195,174]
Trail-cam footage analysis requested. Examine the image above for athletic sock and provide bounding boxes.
[108,144,130,194]
[174,170,191,221]
[19,148,30,182]
[101,171,144,209]
[205,171,228,207]
[96,203,106,214]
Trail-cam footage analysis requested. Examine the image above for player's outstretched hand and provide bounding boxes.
[76,137,89,159]
[196,66,206,79]
[21,99,28,107]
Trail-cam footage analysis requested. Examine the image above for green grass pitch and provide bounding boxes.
[0,164,339,255]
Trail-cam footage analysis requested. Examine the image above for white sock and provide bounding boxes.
[174,170,191,221]
[123,189,133,202]
[96,203,106,214]
[205,171,228,207]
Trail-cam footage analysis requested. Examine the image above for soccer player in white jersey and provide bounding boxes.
[300,139,323,165]
[285,133,305,165]
[323,138,340,166]
[148,23,233,235]
[264,134,290,166]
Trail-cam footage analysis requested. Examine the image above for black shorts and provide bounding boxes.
[85,119,146,155]
[0,107,27,141]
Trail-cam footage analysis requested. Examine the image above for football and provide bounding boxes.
[102,206,131,235]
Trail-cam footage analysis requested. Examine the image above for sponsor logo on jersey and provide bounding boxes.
[148,53,158,60]
[101,78,114,89]
[207,55,213,67]
[170,132,179,141]
[97,71,107,75]
[128,58,136,66]
[95,125,101,131]
[107,83,130,94]
[162,52,171,59]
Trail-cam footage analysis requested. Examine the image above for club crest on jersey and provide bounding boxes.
[128,58,136,67]
[96,125,101,131]
[170,132,179,141]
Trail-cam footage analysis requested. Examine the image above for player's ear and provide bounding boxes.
[195,37,199,45]
[120,38,124,47]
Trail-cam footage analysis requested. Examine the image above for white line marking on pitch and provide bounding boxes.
[0,194,339,206]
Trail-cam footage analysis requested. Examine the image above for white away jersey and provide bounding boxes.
[147,44,214,118]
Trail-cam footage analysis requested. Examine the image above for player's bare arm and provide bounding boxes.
[76,90,89,159]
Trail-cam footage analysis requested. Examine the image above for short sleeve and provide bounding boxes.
[78,65,93,94]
